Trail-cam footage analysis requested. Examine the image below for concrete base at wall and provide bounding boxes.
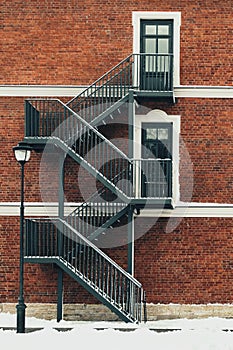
[1,303,233,322]
[146,304,233,320]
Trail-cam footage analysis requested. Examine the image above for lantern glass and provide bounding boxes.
[13,145,31,163]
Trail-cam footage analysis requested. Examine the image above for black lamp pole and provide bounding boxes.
[16,159,26,333]
[13,144,32,333]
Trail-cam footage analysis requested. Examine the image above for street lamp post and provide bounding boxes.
[13,144,32,333]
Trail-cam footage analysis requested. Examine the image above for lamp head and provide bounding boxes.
[13,144,32,164]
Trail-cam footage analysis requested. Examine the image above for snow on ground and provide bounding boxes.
[1,312,233,349]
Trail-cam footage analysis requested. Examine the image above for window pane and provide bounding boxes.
[158,38,169,53]
[146,128,157,140]
[158,25,169,35]
[158,128,168,140]
[145,25,156,35]
[145,39,156,72]
[145,38,156,53]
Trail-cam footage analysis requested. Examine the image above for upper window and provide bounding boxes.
[132,12,181,86]
[140,20,174,91]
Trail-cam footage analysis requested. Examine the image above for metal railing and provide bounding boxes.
[25,218,143,323]
[66,53,173,124]
[67,55,134,123]
[25,98,66,138]
[66,201,126,239]
[133,53,173,92]
[132,159,172,198]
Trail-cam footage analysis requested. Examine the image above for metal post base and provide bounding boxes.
[16,302,26,333]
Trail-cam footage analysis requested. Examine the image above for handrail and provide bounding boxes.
[65,53,173,127]
[67,54,133,106]
[132,158,172,198]
[66,173,128,239]
[136,53,173,56]
[25,217,142,286]
[66,57,133,124]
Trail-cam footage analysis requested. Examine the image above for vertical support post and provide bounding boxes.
[58,151,65,219]
[128,90,134,199]
[57,269,63,323]
[143,290,147,323]
[127,90,135,276]
[127,205,134,276]
[57,151,65,322]
[128,89,134,159]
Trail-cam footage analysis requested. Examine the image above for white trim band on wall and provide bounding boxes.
[1,85,233,98]
[0,202,232,217]
[175,86,233,98]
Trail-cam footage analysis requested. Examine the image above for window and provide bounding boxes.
[134,109,180,206]
[141,122,173,197]
[140,20,173,91]
[132,12,181,87]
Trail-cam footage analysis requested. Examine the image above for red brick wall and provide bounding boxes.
[1,0,232,85]
[0,97,39,202]
[1,217,233,305]
[134,217,233,304]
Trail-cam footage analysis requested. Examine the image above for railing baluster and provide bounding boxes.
[86,245,90,280]
[102,258,105,294]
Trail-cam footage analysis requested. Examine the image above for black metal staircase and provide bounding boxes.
[25,217,143,323]
[23,53,174,323]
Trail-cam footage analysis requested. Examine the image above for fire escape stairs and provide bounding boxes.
[23,53,174,322]
[23,55,148,323]
[25,215,143,323]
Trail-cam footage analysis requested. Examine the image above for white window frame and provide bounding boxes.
[132,11,181,87]
[134,109,180,207]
